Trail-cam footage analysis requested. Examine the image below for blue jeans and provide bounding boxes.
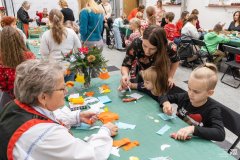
[113,26,124,49]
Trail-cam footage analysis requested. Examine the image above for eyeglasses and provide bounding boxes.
[52,86,67,93]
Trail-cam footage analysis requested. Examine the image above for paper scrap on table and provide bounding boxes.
[116,122,136,129]
[158,113,176,121]
[128,93,143,100]
[149,157,172,160]
[160,144,170,151]
[129,156,140,160]
[89,126,101,130]
[75,123,100,130]
[68,93,80,99]
[98,95,112,104]
[84,97,99,104]
[148,116,154,120]
[156,124,171,135]
[83,136,89,141]
[75,123,91,130]
[111,147,120,157]
[89,101,105,109]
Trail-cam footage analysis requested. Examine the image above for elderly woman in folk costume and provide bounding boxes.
[0,59,118,160]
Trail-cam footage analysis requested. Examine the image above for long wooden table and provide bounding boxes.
[70,75,236,160]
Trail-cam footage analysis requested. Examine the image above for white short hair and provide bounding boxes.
[14,59,64,105]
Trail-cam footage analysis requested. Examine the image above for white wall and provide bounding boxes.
[162,5,181,23]
[145,0,181,23]
[145,0,239,30]
[12,0,79,26]
[186,0,238,30]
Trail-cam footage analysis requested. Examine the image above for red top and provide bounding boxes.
[196,20,201,29]
[164,23,180,41]
[36,11,43,22]
[128,8,138,21]
[176,19,183,35]
[0,51,35,97]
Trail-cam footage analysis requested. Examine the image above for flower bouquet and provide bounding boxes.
[62,46,108,88]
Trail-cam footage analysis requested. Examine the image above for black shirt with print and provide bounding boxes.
[159,92,225,141]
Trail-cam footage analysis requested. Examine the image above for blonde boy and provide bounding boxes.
[159,63,225,141]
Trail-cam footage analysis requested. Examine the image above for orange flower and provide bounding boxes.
[87,55,96,62]
[65,69,71,75]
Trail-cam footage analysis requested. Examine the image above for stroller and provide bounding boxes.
[105,18,115,49]
[177,35,201,69]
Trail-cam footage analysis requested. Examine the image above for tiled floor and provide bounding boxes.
[102,45,240,158]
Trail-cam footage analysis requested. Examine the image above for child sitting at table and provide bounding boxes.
[125,18,141,47]
[164,12,180,41]
[159,63,225,141]
[126,66,169,101]
[201,23,230,66]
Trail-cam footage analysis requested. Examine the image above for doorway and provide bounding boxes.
[123,0,138,16]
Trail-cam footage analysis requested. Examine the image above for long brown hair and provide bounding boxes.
[0,26,27,68]
[49,9,67,44]
[143,26,170,94]
[233,11,240,24]
[146,6,156,26]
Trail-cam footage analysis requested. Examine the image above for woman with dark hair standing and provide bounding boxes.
[120,26,179,91]
[0,26,35,107]
[17,1,33,37]
[228,11,240,32]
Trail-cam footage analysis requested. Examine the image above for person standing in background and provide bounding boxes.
[154,0,166,26]
[17,1,33,37]
[128,4,145,21]
[59,0,75,23]
[79,0,104,49]
[99,0,112,45]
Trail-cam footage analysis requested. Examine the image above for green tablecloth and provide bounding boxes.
[27,26,49,58]
[226,35,240,47]
[70,75,235,160]
[26,38,41,58]
[28,26,49,38]
[228,38,240,47]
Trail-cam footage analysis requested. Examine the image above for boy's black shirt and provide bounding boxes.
[159,92,225,141]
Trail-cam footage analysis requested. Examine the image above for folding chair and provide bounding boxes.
[220,45,240,88]
[191,38,214,63]
[219,102,240,159]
